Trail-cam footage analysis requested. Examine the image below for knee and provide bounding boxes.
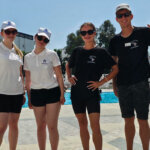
[125,117,135,127]
[91,123,101,134]
[48,125,57,133]
[9,121,18,130]
[78,119,88,129]
[138,119,149,128]
[0,125,7,134]
[37,122,46,132]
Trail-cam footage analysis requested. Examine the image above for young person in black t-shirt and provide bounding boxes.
[109,3,150,150]
[66,22,118,150]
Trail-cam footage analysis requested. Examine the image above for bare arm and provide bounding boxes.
[87,64,119,91]
[20,66,26,105]
[25,70,32,109]
[112,56,119,97]
[53,65,65,105]
[65,62,77,85]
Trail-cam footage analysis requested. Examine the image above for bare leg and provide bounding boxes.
[46,102,61,150]
[8,113,20,150]
[124,117,135,150]
[89,113,102,150]
[138,119,150,150]
[33,106,46,150]
[76,113,90,150]
[0,113,9,146]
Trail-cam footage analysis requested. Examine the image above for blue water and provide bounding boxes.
[23,92,118,108]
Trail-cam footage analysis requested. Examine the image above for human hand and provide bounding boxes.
[60,96,65,105]
[87,81,100,91]
[68,76,77,85]
[28,100,33,109]
[113,86,118,97]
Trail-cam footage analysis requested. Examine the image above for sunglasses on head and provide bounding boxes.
[116,12,131,19]
[80,30,95,36]
[4,29,17,35]
[37,35,49,44]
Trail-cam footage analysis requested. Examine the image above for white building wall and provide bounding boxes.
[15,36,34,53]
[15,32,34,53]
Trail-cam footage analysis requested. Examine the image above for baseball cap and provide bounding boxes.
[1,20,17,30]
[37,28,51,40]
[116,3,131,13]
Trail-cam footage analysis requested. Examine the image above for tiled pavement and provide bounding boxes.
[1,104,150,150]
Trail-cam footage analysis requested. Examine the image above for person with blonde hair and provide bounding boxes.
[0,20,25,150]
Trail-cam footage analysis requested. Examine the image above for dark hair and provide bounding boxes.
[80,22,96,31]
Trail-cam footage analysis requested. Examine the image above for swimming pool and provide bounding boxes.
[23,91,118,108]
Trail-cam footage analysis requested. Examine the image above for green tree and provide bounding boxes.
[54,49,62,59]
[97,20,116,49]
[65,30,84,55]
[54,49,66,75]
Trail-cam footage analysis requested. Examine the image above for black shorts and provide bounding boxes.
[118,81,150,120]
[71,98,100,114]
[0,94,24,113]
[31,86,61,107]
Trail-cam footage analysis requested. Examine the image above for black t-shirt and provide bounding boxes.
[109,27,150,86]
[68,46,116,99]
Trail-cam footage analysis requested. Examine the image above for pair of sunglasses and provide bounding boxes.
[116,12,131,19]
[80,30,95,36]
[37,35,49,44]
[4,29,17,35]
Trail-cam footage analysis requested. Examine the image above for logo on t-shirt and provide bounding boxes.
[87,55,96,64]
[125,40,139,49]
[41,59,48,64]
[130,40,139,49]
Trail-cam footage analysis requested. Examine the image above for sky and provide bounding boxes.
[0,0,150,52]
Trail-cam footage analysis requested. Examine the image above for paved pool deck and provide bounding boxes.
[1,104,150,150]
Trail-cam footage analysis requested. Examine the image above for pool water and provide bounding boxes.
[23,92,118,108]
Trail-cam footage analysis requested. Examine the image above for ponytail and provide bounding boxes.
[13,43,23,58]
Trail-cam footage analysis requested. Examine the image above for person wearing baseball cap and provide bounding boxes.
[109,3,150,150]
[37,27,51,40]
[0,20,25,149]
[24,27,65,150]
[115,3,131,14]
[1,20,17,30]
